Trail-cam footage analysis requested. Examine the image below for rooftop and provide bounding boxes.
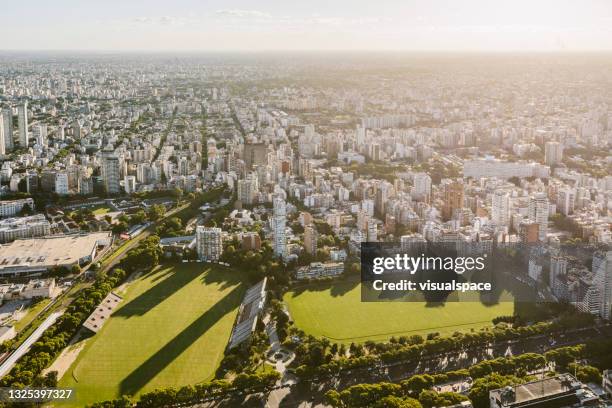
[0,232,111,273]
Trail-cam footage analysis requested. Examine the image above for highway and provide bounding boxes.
[0,311,63,378]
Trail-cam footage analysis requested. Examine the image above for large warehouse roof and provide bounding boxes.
[0,232,111,275]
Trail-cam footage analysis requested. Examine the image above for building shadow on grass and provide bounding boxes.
[113,266,202,318]
[114,264,243,318]
[118,284,244,396]
[290,277,359,298]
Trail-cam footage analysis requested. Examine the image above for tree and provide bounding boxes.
[418,390,467,408]
[147,204,166,222]
[19,203,33,216]
[173,187,183,201]
[376,396,422,408]
[130,210,147,225]
[468,373,525,408]
[568,363,602,384]
[112,222,128,235]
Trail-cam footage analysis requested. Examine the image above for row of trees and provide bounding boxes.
[220,240,290,289]
[111,204,166,235]
[89,371,281,408]
[0,234,165,389]
[325,344,600,408]
[291,311,596,380]
[0,266,128,388]
[325,373,469,408]
[121,236,163,272]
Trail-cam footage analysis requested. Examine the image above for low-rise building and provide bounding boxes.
[83,292,123,333]
[0,278,57,302]
[296,261,344,280]
[0,214,51,243]
[228,278,267,349]
[0,198,35,218]
[0,232,111,277]
[330,249,347,262]
[489,374,605,408]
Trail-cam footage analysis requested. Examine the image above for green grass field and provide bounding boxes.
[91,206,111,216]
[13,298,51,332]
[284,280,514,343]
[58,264,245,407]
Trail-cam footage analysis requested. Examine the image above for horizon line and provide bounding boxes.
[2,49,612,54]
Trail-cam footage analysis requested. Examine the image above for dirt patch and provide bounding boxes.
[43,331,88,380]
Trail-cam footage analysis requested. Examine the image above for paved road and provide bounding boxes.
[0,311,63,378]
[258,325,612,408]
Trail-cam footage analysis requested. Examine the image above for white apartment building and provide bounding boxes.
[124,175,136,194]
[557,187,576,216]
[464,158,550,180]
[1,109,13,151]
[0,215,51,243]
[412,172,432,202]
[55,172,69,195]
[272,196,287,259]
[17,102,28,148]
[491,190,510,227]
[296,262,344,280]
[0,114,5,155]
[0,198,35,218]
[528,193,549,242]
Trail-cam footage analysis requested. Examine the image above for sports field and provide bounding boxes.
[284,280,514,343]
[58,264,245,407]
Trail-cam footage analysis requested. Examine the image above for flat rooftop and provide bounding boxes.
[0,232,111,271]
[490,374,603,408]
[83,292,123,333]
[514,377,569,403]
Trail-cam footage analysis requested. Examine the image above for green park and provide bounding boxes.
[58,264,245,407]
[284,280,514,343]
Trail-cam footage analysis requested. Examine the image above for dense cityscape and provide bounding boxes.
[0,50,611,408]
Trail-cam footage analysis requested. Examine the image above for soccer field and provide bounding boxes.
[284,280,514,343]
[58,264,245,407]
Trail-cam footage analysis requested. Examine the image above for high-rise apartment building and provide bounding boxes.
[413,172,432,202]
[102,154,121,194]
[303,224,317,256]
[519,220,539,244]
[272,196,287,259]
[1,109,13,151]
[442,180,464,221]
[124,175,136,194]
[196,226,223,261]
[18,102,29,147]
[243,142,268,170]
[491,190,510,226]
[544,141,563,166]
[237,174,258,205]
[528,193,549,242]
[557,187,575,216]
[54,172,69,195]
[0,115,5,155]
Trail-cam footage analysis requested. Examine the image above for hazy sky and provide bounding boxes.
[2,0,612,51]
